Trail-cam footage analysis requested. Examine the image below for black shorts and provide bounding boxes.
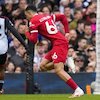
[0,53,7,65]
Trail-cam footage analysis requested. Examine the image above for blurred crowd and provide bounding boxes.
[0,0,97,73]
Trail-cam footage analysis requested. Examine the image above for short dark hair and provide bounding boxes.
[89,13,96,19]
[25,4,37,12]
[39,3,52,13]
[84,22,91,27]
[77,19,84,24]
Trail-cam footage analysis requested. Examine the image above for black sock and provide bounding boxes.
[0,80,4,91]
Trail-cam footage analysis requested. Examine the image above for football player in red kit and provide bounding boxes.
[24,5,84,98]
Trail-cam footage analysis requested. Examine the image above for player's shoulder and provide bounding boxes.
[31,13,51,24]
[30,13,41,23]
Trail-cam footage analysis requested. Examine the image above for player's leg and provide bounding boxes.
[54,62,84,98]
[40,58,54,71]
[52,44,84,98]
[40,50,54,71]
[0,53,7,94]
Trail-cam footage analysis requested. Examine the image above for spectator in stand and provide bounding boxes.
[83,2,97,22]
[40,3,52,15]
[76,38,88,54]
[69,9,83,29]
[64,6,73,23]
[12,0,28,20]
[2,3,13,21]
[85,65,95,73]
[10,44,26,72]
[89,1,97,13]
[15,66,22,73]
[76,19,85,39]
[89,13,96,34]
[0,5,3,16]
[65,46,77,73]
[76,38,89,66]
[74,54,86,72]
[87,47,96,69]
[53,5,60,14]
[42,39,50,53]
[37,0,55,11]
[91,34,96,46]
[6,60,15,73]
[74,0,83,10]
[69,29,78,50]
[17,22,27,40]
[34,42,46,72]
[84,22,93,45]
[59,0,70,13]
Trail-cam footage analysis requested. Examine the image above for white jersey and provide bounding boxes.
[0,18,8,54]
[0,18,6,39]
[0,16,28,54]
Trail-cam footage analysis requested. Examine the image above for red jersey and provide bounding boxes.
[25,13,69,46]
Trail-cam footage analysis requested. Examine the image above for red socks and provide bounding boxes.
[66,78,78,90]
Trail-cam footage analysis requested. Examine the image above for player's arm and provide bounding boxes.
[52,14,70,40]
[25,31,38,44]
[25,22,38,44]
[5,18,28,50]
[52,14,69,34]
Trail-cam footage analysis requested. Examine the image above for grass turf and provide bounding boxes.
[0,94,100,100]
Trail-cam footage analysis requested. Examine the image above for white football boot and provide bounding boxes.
[69,87,84,98]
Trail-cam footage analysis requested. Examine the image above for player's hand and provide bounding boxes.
[65,33,70,41]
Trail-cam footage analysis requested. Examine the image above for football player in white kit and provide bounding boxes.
[0,16,28,93]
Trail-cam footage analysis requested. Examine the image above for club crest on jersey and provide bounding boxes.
[52,52,58,59]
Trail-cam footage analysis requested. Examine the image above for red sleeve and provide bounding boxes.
[25,20,38,44]
[25,31,38,43]
[52,14,69,33]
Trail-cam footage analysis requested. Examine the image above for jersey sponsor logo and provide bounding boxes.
[52,52,58,59]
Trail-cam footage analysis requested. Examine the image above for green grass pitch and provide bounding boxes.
[0,94,100,100]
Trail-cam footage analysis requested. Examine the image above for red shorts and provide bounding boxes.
[45,43,68,63]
